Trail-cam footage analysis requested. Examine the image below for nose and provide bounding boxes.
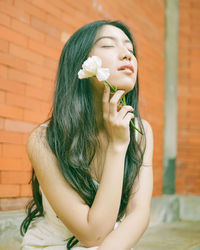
[119,46,132,61]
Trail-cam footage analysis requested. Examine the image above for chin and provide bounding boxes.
[108,78,135,94]
[123,84,135,94]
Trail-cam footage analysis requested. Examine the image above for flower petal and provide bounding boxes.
[96,68,110,81]
[92,56,102,68]
[82,57,97,75]
[78,69,87,79]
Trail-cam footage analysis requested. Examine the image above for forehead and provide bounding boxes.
[94,25,131,43]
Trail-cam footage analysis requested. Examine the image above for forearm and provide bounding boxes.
[88,144,126,239]
[98,207,150,250]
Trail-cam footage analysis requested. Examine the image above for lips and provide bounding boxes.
[117,65,134,73]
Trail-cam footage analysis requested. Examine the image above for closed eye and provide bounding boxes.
[128,49,133,53]
[101,46,133,54]
[101,46,114,48]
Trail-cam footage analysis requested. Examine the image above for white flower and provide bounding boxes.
[78,56,110,81]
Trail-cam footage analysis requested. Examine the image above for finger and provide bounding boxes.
[117,105,134,119]
[121,112,135,126]
[102,84,110,119]
[109,90,125,117]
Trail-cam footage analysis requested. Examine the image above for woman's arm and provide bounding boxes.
[27,86,134,247]
[98,119,154,250]
[28,130,126,247]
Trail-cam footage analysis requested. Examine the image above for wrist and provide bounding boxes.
[107,142,128,154]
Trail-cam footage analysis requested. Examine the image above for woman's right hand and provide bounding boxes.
[102,84,134,150]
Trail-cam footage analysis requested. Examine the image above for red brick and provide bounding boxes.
[11,19,45,42]
[25,98,51,113]
[9,43,44,66]
[46,12,72,33]
[29,0,62,19]
[4,119,37,133]
[14,0,47,21]
[31,16,60,39]
[28,39,60,60]
[0,25,27,47]
[22,133,30,145]
[26,61,56,80]
[0,90,5,104]
[0,51,27,71]
[25,85,53,102]
[60,31,71,44]
[191,48,200,59]
[45,35,64,51]
[24,109,49,123]
[8,68,44,88]
[0,130,23,144]
[1,171,31,184]
[60,7,92,27]
[46,0,69,12]
[0,1,30,24]
[20,183,32,197]
[0,117,4,130]
[0,40,9,52]
[4,0,13,4]
[22,155,32,171]
[0,12,11,27]
[43,57,58,70]
[0,158,23,171]
[6,92,52,113]
[177,0,200,195]
[0,104,23,119]
[2,144,26,158]
[0,184,20,198]
[6,92,25,108]
[0,64,8,78]
[0,78,25,95]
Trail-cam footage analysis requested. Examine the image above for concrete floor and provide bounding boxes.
[0,195,200,250]
[0,220,200,250]
[134,221,200,250]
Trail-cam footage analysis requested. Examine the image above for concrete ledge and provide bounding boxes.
[0,210,25,250]
[150,194,180,226]
[150,195,200,225]
[179,195,200,221]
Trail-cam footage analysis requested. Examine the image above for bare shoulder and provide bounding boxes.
[26,124,55,166]
[141,118,153,136]
[27,125,47,145]
[140,119,154,166]
[136,118,153,145]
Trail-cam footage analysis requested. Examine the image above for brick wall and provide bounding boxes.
[0,0,165,210]
[176,0,200,194]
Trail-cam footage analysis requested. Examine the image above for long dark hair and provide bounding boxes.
[20,20,146,249]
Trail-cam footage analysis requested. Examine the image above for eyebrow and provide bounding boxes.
[94,36,132,45]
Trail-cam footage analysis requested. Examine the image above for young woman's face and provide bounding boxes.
[89,25,138,94]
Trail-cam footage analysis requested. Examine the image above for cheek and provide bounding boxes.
[101,56,117,69]
[90,49,117,68]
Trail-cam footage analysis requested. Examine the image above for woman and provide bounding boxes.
[20,20,153,250]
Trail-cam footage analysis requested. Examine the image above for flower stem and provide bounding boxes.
[104,81,143,135]
[105,80,117,92]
